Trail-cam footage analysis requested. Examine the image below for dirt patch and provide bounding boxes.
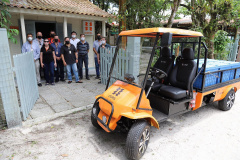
[1,95,240,160]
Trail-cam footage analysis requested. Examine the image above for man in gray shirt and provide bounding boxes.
[77,34,90,80]
[93,33,101,79]
[33,32,44,50]
[22,33,42,87]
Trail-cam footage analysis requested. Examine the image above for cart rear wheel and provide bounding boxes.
[218,89,235,111]
[91,103,101,129]
[125,120,150,160]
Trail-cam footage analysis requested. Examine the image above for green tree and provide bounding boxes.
[181,0,239,59]
[0,0,19,43]
[119,0,169,30]
[89,0,118,12]
[166,0,182,27]
[214,30,232,60]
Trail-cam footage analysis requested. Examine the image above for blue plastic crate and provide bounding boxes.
[231,63,240,79]
[221,65,233,82]
[236,69,240,79]
[193,59,240,89]
[193,64,220,89]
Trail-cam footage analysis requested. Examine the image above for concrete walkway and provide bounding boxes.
[26,76,105,123]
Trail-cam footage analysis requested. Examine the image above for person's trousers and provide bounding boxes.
[66,63,79,82]
[44,61,54,83]
[78,54,89,78]
[35,60,41,84]
[55,59,64,81]
[94,57,100,77]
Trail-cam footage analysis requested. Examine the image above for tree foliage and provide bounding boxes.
[180,0,239,58]
[90,0,239,59]
[214,30,232,60]
[166,0,182,27]
[120,0,170,30]
[89,0,118,12]
[0,0,19,43]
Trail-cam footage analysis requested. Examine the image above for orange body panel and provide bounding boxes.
[193,81,240,110]
[96,80,154,131]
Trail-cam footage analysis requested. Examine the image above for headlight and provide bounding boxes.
[102,116,107,123]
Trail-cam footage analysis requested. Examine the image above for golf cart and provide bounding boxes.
[91,28,240,160]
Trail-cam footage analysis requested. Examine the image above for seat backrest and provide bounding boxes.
[169,48,197,90]
[154,47,174,83]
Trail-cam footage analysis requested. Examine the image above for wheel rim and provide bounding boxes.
[138,129,150,154]
[227,92,235,109]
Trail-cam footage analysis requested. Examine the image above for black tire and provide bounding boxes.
[125,120,150,160]
[91,103,102,129]
[218,89,235,111]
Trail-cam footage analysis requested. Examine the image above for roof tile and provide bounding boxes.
[7,0,113,18]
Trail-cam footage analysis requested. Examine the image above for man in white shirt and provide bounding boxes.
[22,33,42,87]
[70,31,80,49]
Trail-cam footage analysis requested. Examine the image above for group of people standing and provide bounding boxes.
[21,30,111,86]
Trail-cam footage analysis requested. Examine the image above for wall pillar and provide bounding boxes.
[20,13,26,44]
[63,17,68,37]
[102,21,106,37]
[127,37,141,83]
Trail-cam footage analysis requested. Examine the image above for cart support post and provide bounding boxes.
[106,36,121,90]
[136,33,160,109]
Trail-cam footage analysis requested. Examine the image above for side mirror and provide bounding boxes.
[124,73,135,83]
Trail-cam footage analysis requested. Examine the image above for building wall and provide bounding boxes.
[8,13,96,69]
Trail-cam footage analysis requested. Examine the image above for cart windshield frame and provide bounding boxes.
[105,28,206,110]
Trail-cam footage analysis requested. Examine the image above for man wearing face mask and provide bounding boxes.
[33,32,44,50]
[48,31,60,45]
[77,34,90,80]
[97,37,111,84]
[51,35,64,82]
[70,31,80,49]
[97,37,111,64]
[93,33,101,79]
[61,37,82,84]
[22,33,42,87]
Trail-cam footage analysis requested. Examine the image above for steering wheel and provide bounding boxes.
[150,67,168,79]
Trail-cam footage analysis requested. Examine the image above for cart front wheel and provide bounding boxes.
[218,89,235,111]
[91,103,102,129]
[125,120,150,160]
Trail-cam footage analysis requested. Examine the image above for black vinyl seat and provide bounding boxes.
[145,47,174,92]
[158,48,197,100]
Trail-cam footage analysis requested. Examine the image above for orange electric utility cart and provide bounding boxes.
[91,28,240,160]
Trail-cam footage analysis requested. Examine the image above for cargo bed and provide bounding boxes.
[193,59,240,92]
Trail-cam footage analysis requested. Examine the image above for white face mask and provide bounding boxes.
[81,37,85,41]
[28,37,33,41]
[72,35,76,38]
[101,40,106,45]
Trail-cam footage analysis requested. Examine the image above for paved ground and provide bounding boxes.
[27,76,105,121]
[1,91,240,160]
[26,51,150,123]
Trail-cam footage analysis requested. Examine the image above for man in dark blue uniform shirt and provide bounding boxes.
[51,35,64,82]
